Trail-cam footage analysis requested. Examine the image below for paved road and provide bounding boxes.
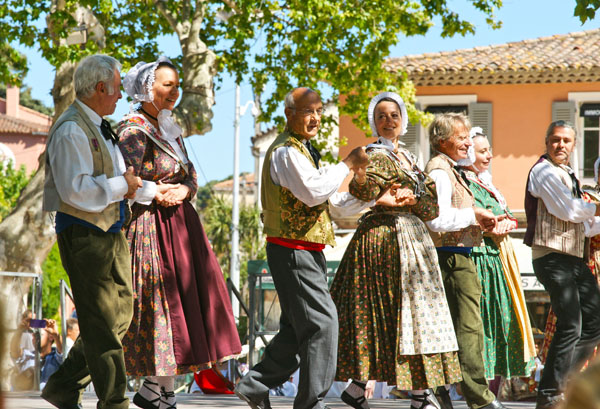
[4,392,538,409]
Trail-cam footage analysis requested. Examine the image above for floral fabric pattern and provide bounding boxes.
[331,147,461,389]
[117,114,208,376]
[468,175,534,379]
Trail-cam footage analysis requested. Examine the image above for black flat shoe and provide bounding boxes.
[341,390,370,409]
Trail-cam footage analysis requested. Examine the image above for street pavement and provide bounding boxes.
[4,391,538,409]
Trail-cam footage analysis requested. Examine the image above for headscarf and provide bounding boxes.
[122,56,172,105]
[460,127,508,209]
[122,56,182,142]
[367,92,409,140]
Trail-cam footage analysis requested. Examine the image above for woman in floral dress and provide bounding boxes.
[117,57,241,409]
[330,92,461,409]
[459,130,535,381]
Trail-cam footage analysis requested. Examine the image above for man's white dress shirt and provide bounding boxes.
[426,153,476,233]
[270,141,371,217]
[47,100,154,211]
[528,159,600,258]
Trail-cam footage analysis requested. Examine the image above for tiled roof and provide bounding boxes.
[0,114,50,134]
[385,29,600,86]
[213,173,256,190]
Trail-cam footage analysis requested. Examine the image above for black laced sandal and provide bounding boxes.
[340,380,370,409]
[159,387,177,409]
[410,389,441,409]
[133,379,161,409]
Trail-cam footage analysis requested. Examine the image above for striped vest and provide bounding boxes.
[425,154,483,247]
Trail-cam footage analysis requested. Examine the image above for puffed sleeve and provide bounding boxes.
[407,174,439,221]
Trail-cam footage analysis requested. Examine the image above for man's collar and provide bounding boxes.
[435,151,458,166]
[75,99,102,126]
[542,153,574,173]
[287,128,310,143]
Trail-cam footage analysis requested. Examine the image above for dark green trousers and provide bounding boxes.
[437,251,495,409]
[42,224,133,409]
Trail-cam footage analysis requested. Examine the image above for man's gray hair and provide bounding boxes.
[545,120,577,141]
[74,54,122,99]
[429,112,471,150]
[284,87,319,110]
[284,90,296,109]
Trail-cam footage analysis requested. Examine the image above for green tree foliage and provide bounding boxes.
[574,0,600,22]
[0,84,54,116]
[41,242,69,320]
[201,195,265,285]
[0,162,30,222]
[0,0,505,141]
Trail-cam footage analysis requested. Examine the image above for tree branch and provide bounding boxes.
[221,0,239,14]
[154,0,181,35]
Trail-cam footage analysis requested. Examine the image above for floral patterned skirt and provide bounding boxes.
[330,212,462,389]
[122,201,241,376]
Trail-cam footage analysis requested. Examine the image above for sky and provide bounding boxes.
[14,0,597,186]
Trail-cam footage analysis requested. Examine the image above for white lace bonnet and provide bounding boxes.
[122,56,173,105]
[457,126,484,167]
[367,91,409,138]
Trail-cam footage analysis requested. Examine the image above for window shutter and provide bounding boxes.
[551,101,576,124]
[468,102,493,144]
[403,102,421,157]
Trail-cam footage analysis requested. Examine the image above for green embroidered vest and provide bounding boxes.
[43,102,120,232]
[261,131,336,246]
[425,154,483,247]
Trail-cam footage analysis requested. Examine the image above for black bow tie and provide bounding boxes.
[100,119,118,145]
[454,165,470,186]
[566,168,583,198]
[305,140,321,169]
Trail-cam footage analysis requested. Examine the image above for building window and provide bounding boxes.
[582,109,600,179]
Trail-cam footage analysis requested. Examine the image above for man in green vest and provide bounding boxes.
[425,113,505,409]
[41,54,143,409]
[235,87,369,409]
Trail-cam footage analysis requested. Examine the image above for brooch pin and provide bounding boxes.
[91,138,100,151]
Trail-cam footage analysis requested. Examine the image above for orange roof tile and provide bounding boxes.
[386,29,600,86]
[0,114,50,135]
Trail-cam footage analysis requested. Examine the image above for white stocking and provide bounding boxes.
[157,376,176,409]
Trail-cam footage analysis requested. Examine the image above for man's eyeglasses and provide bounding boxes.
[292,108,323,117]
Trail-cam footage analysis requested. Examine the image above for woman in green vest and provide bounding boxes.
[330,92,462,409]
[459,128,536,383]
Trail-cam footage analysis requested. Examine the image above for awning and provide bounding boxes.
[580,103,600,117]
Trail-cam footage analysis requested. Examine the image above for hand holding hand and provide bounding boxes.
[492,214,512,236]
[343,146,369,170]
[474,207,497,232]
[375,184,416,207]
[394,187,417,206]
[155,182,182,207]
[353,165,367,185]
[123,166,142,199]
[158,184,190,207]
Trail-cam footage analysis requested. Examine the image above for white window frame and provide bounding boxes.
[568,91,600,183]
[415,94,477,165]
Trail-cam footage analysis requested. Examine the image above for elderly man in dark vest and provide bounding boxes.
[524,120,600,409]
[235,87,369,409]
[424,113,506,409]
[41,54,143,409]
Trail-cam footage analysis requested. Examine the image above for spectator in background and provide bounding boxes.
[64,318,79,356]
[39,319,63,389]
[9,309,35,391]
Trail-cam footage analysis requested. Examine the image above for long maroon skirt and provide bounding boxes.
[123,200,241,376]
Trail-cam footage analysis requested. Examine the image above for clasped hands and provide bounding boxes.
[474,208,514,235]
[122,166,189,206]
[155,181,189,207]
[376,184,417,207]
